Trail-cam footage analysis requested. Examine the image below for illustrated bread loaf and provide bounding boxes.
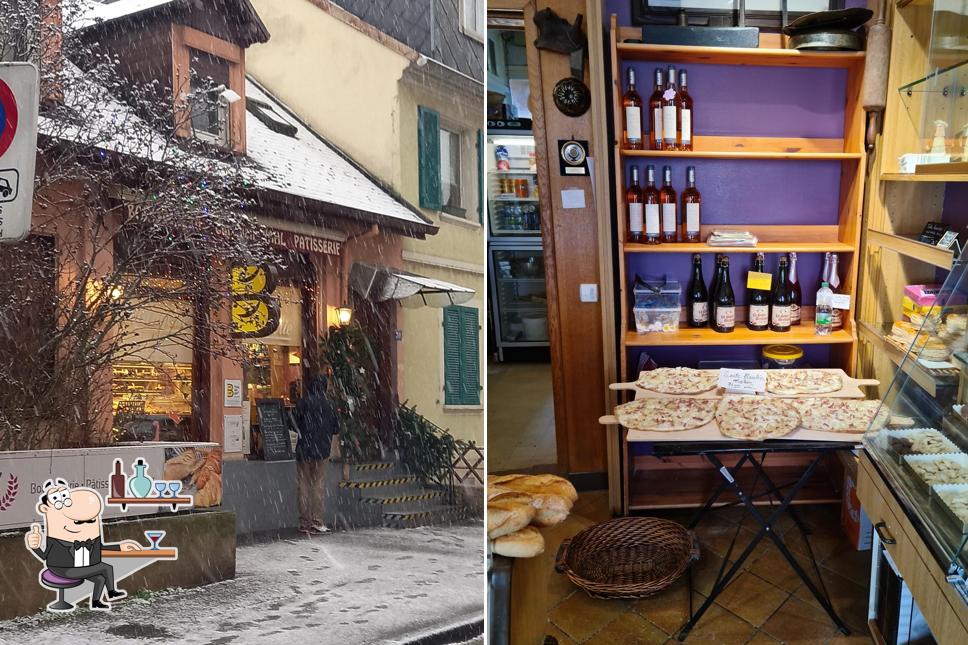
[487,492,537,539]
[492,526,545,558]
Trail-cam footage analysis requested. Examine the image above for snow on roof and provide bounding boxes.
[38,63,432,232]
[75,0,177,30]
[244,79,431,229]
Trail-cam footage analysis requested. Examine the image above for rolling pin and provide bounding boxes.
[862,0,891,149]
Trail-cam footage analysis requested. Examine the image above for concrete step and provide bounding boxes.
[361,488,449,511]
[338,474,420,491]
[382,504,464,529]
[343,461,406,482]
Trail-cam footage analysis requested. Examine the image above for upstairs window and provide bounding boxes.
[440,127,462,212]
[461,0,485,41]
[188,49,231,145]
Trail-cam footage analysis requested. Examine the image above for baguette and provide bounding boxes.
[489,474,578,504]
[487,492,537,539]
[492,526,545,558]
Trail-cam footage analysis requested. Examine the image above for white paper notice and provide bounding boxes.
[561,189,586,209]
[718,368,767,394]
[224,414,244,453]
[831,293,851,310]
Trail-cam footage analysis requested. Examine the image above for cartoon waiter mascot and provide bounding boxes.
[25,478,142,611]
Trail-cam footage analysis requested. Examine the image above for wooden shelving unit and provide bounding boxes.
[865,230,955,269]
[608,13,867,382]
[606,13,867,514]
[615,42,865,68]
[881,172,968,182]
[855,0,960,398]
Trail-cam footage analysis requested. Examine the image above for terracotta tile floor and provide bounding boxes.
[541,494,873,645]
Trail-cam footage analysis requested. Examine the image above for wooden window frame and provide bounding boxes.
[171,24,246,155]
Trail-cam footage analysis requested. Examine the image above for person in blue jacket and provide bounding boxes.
[294,375,339,534]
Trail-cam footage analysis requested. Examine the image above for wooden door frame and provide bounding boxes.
[491,1,615,482]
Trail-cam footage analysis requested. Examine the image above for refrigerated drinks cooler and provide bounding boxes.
[488,242,548,361]
[486,130,548,360]
[487,133,539,237]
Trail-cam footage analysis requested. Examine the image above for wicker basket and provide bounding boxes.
[554,517,699,599]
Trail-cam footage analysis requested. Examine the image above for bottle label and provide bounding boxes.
[716,306,735,328]
[772,305,791,327]
[686,203,700,234]
[749,305,769,327]
[816,310,832,326]
[790,303,801,324]
[625,106,642,142]
[652,108,662,142]
[662,105,676,144]
[832,309,843,329]
[628,203,643,233]
[692,301,708,323]
[681,108,692,144]
[645,204,660,235]
[661,203,676,234]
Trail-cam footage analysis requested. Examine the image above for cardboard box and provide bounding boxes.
[842,470,873,551]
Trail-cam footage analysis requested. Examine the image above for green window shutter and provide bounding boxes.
[418,106,441,210]
[443,306,462,405]
[476,129,484,225]
[459,306,481,405]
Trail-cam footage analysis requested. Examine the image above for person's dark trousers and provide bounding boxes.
[51,563,115,601]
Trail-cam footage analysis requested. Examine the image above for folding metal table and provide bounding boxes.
[640,439,857,642]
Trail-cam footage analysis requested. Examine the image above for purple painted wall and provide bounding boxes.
[622,159,842,225]
[621,61,846,138]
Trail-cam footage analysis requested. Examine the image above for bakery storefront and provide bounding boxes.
[487,1,968,644]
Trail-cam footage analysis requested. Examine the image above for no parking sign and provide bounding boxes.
[0,63,38,242]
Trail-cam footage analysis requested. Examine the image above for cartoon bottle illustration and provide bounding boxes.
[128,459,153,498]
[111,459,126,498]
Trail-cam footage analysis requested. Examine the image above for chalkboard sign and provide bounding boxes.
[255,398,293,461]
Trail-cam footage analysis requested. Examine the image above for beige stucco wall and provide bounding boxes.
[246,0,409,187]
[246,0,484,445]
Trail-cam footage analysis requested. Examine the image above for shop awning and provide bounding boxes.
[350,262,475,308]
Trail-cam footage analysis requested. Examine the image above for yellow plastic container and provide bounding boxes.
[762,344,804,369]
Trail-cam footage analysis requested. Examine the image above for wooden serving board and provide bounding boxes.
[597,414,866,444]
[610,368,878,400]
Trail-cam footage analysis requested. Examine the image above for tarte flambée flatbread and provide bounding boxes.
[614,398,718,431]
[790,398,888,433]
[634,367,719,395]
[765,370,843,396]
[715,398,800,440]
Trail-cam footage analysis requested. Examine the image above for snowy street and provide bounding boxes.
[0,523,484,645]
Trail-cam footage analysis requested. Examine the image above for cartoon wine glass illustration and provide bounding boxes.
[168,481,182,497]
[144,530,166,550]
[154,481,167,498]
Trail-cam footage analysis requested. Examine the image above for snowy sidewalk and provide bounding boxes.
[0,523,484,645]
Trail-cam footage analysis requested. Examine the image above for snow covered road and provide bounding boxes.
[0,523,485,644]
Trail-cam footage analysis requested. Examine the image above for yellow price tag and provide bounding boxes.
[747,271,772,291]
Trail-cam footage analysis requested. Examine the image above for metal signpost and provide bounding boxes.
[0,63,39,243]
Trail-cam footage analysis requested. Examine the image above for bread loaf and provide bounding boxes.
[488,474,578,504]
[487,492,537,539]
[531,493,571,527]
[492,526,545,558]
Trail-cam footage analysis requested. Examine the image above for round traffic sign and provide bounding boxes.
[0,78,19,159]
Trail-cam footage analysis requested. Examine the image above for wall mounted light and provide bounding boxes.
[337,304,353,327]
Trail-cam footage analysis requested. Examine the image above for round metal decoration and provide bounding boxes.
[553,77,591,118]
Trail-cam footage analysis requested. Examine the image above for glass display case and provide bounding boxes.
[897,0,968,163]
[864,256,968,602]
[488,243,548,360]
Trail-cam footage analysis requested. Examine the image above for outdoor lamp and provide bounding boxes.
[337,304,353,326]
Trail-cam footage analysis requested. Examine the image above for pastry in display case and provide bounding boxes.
[111,362,192,416]
[864,258,968,596]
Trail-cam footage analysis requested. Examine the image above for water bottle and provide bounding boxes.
[815,281,833,336]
